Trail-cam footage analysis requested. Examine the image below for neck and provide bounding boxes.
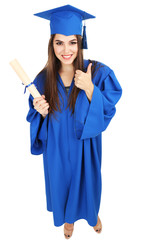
[60,63,74,73]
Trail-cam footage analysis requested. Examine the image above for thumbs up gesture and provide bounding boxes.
[74,63,94,101]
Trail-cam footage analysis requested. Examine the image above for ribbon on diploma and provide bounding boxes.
[10,59,41,98]
[22,82,34,94]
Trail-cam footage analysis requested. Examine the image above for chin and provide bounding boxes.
[61,60,74,65]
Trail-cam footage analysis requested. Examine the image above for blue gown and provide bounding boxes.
[26,59,122,227]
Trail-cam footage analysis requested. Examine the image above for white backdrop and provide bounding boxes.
[1,0,142,239]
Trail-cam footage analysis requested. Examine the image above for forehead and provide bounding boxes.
[54,34,77,41]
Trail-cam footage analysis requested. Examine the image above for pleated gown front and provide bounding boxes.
[26,59,122,227]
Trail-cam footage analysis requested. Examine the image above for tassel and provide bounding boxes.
[82,21,88,49]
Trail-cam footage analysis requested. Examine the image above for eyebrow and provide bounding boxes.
[55,39,77,42]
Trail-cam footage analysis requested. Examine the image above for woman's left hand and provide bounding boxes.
[74,63,94,101]
[74,63,92,91]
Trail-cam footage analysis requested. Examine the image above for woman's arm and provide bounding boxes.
[74,65,122,140]
[84,81,94,102]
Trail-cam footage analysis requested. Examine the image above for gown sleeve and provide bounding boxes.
[26,71,48,155]
[74,65,122,140]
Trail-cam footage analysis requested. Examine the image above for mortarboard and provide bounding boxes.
[34,4,95,49]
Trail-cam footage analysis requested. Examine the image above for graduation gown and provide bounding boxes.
[26,59,122,227]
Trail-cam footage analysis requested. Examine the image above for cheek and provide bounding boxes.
[72,44,78,53]
[53,45,62,56]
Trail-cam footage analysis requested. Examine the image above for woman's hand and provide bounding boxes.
[74,63,92,91]
[33,95,49,118]
[74,63,94,101]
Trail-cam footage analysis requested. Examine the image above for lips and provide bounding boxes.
[62,54,73,60]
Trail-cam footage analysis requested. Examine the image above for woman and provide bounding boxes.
[26,5,122,239]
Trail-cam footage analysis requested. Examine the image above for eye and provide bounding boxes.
[70,41,77,45]
[56,41,63,45]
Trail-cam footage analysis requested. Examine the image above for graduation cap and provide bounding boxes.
[34,4,95,49]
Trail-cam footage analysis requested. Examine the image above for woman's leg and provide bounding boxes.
[64,223,74,239]
[93,216,102,233]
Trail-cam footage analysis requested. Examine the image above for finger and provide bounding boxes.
[87,63,92,74]
[41,112,48,118]
[33,97,46,106]
[34,101,47,110]
[75,72,82,78]
[41,107,49,115]
[34,96,45,101]
[74,75,81,81]
[76,70,83,74]
[74,78,78,86]
[40,103,49,110]
[33,97,42,104]
[74,74,79,80]
[74,80,80,88]
[42,105,50,112]
[36,99,47,106]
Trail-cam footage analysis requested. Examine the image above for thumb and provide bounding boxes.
[87,63,92,75]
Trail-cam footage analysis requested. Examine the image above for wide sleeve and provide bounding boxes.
[26,94,49,155]
[26,71,48,155]
[74,69,122,140]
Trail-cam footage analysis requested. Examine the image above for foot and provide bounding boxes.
[64,223,74,239]
[93,216,102,233]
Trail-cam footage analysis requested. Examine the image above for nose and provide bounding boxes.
[64,44,70,53]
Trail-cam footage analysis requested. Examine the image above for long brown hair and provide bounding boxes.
[39,34,84,119]
[37,34,99,120]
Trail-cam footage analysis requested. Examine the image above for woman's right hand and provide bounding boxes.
[33,95,49,118]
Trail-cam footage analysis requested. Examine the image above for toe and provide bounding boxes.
[93,216,102,233]
[64,223,74,239]
[95,228,102,233]
[64,234,71,239]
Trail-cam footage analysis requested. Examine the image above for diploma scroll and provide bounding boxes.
[9,59,41,98]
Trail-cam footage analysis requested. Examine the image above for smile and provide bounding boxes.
[62,54,73,60]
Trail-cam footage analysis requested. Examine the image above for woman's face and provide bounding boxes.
[53,34,78,65]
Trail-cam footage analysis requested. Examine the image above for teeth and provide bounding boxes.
[62,55,72,59]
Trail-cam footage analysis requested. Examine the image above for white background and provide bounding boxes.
[1,0,142,239]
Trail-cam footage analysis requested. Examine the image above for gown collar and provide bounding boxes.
[57,72,74,96]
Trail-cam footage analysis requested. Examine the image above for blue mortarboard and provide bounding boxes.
[34,4,95,49]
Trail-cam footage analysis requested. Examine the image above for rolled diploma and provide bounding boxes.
[9,59,41,98]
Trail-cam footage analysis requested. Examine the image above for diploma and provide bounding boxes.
[9,59,41,98]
